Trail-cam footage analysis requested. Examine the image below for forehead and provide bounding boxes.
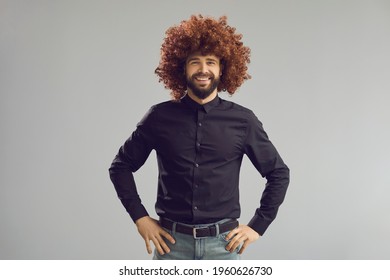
[186,51,220,62]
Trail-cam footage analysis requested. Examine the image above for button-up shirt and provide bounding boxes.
[109,94,289,235]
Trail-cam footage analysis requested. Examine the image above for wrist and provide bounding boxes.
[135,215,150,225]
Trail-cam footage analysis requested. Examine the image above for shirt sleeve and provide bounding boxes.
[243,111,290,236]
[108,106,156,223]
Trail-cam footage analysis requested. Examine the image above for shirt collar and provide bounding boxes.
[182,93,221,113]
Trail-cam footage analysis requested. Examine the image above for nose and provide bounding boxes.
[198,62,208,73]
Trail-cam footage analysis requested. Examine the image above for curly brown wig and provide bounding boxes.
[155,15,251,101]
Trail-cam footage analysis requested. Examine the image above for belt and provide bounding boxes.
[160,218,239,239]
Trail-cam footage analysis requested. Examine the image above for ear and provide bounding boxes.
[219,61,224,76]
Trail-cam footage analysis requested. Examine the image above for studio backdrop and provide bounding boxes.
[1,0,389,259]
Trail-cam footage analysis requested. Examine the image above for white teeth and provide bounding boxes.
[196,77,209,81]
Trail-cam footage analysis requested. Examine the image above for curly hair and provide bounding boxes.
[155,15,251,101]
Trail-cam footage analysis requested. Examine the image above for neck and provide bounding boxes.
[187,90,218,105]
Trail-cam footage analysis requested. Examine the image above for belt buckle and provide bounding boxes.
[192,226,209,239]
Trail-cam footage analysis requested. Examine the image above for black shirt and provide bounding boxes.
[109,94,289,235]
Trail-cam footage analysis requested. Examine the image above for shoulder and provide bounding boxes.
[151,100,182,111]
[138,100,182,125]
[219,98,259,121]
[219,98,251,112]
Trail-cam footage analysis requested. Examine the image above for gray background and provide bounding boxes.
[1,0,389,260]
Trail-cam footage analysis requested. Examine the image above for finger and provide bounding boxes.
[226,236,238,251]
[238,241,249,255]
[225,228,238,241]
[151,237,166,255]
[227,235,247,252]
[161,242,171,254]
[160,230,176,244]
[156,235,171,254]
[226,232,239,248]
[144,239,152,254]
[227,230,244,246]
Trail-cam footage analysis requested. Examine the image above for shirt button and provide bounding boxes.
[195,163,199,167]
[194,206,198,210]
[194,184,199,188]
[198,122,202,127]
[197,142,201,147]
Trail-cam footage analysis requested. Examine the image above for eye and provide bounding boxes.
[207,60,218,66]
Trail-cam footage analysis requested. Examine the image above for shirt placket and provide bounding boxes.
[192,108,205,219]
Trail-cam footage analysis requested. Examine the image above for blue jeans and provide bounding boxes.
[153,219,241,260]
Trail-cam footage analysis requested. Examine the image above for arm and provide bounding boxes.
[108,107,175,254]
[226,111,289,254]
[244,111,290,236]
[109,128,152,222]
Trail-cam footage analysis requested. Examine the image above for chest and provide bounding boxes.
[154,113,247,158]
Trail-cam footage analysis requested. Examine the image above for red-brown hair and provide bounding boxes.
[155,15,251,101]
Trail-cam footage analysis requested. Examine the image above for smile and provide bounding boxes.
[195,76,211,81]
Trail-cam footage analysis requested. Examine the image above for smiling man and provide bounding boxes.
[109,15,290,260]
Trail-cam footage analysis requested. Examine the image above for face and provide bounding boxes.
[185,52,222,100]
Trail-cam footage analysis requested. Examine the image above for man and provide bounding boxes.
[109,15,289,260]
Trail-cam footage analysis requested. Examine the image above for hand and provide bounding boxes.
[225,225,260,254]
[135,216,175,255]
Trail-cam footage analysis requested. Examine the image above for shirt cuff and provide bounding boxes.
[120,199,149,223]
[247,215,272,236]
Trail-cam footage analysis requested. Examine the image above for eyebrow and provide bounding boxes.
[187,57,219,63]
[206,58,219,63]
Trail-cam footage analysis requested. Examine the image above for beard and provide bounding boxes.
[186,73,220,100]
